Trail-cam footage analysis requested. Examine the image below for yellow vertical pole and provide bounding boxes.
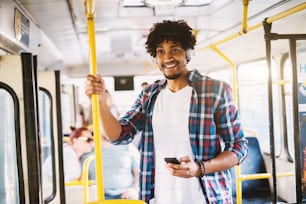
[85,0,105,203]
[209,45,238,104]
[240,0,249,34]
[209,45,242,204]
[236,166,242,204]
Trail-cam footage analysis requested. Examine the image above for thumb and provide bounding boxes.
[179,156,191,163]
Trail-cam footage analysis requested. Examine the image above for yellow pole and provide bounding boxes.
[236,166,242,204]
[240,0,249,34]
[201,2,306,50]
[209,45,238,105]
[208,45,242,204]
[85,0,105,202]
[266,2,306,24]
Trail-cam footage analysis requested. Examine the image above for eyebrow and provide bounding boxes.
[156,44,181,49]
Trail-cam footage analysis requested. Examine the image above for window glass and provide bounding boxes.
[61,91,72,134]
[0,89,19,204]
[238,60,281,154]
[296,40,306,200]
[39,90,55,201]
[284,59,294,158]
[284,41,306,159]
[207,68,233,86]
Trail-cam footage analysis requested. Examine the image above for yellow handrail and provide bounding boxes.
[209,45,238,105]
[85,0,104,202]
[241,0,249,34]
[64,156,95,203]
[238,172,294,181]
[84,1,145,203]
[65,180,94,187]
[83,156,95,203]
[200,2,306,50]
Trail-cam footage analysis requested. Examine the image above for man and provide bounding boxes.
[141,81,148,89]
[85,20,248,204]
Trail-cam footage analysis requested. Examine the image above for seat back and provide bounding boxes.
[231,136,271,198]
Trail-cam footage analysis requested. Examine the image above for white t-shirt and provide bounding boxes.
[42,144,81,195]
[152,85,206,204]
[63,145,81,181]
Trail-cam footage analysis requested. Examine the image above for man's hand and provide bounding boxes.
[85,74,105,99]
[165,156,201,178]
[121,188,138,199]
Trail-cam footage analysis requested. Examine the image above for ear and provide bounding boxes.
[186,49,195,63]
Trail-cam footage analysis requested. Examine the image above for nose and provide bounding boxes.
[164,50,174,61]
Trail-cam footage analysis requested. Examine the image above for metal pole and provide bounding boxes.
[289,38,302,203]
[263,19,277,204]
[85,0,105,202]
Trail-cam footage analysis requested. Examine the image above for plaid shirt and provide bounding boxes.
[114,69,248,203]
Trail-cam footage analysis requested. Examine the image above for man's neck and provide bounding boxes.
[166,72,189,92]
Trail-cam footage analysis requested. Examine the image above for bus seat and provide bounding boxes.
[231,136,271,198]
[65,185,97,204]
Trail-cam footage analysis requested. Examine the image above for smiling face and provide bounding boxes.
[72,130,94,155]
[155,40,189,80]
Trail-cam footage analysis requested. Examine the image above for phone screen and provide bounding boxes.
[164,157,180,164]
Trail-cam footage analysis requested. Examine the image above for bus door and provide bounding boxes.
[0,53,41,204]
[38,71,65,204]
[61,84,80,134]
[263,20,306,203]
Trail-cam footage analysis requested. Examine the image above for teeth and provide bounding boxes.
[165,63,176,68]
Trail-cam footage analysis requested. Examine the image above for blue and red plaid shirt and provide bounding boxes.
[113,69,248,203]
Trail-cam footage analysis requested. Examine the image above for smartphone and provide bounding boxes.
[164,157,181,164]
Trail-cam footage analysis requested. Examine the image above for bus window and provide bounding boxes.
[285,41,306,160]
[208,68,233,86]
[238,60,281,155]
[61,91,72,134]
[284,59,294,159]
[0,89,19,204]
[39,89,55,201]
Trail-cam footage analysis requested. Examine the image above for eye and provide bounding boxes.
[156,49,165,55]
[170,47,182,54]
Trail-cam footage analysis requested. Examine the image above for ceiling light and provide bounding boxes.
[184,0,213,6]
[122,0,145,7]
[145,0,183,7]
[122,0,215,7]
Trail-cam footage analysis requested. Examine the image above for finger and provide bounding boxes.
[87,74,96,81]
[172,169,191,178]
[179,156,191,163]
[167,163,181,170]
[95,74,102,80]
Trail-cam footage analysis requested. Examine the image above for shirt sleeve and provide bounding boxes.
[214,81,248,164]
[113,92,145,145]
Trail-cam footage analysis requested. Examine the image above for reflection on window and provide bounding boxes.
[0,89,19,204]
[61,92,72,134]
[238,60,281,154]
[207,68,233,86]
[284,59,294,158]
[286,41,306,159]
[39,90,55,201]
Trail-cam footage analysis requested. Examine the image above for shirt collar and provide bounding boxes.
[187,69,203,84]
[152,69,203,92]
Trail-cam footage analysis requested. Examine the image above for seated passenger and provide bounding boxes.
[63,126,94,181]
[43,126,94,192]
[81,135,140,200]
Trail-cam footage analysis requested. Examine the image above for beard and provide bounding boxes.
[163,72,181,80]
